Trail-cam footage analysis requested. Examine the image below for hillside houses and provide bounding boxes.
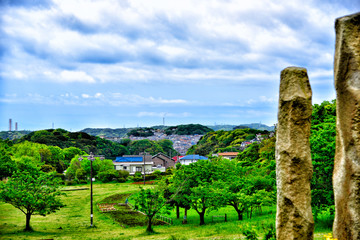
[129,132,203,155]
[178,154,208,165]
[113,153,174,175]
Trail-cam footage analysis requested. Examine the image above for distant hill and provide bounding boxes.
[207,125,237,131]
[0,130,32,140]
[165,124,213,135]
[16,128,129,158]
[233,123,275,131]
[80,128,129,138]
[187,128,270,156]
[80,123,274,139]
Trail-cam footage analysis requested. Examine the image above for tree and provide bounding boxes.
[171,160,224,225]
[0,147,17,179]
[128,139,164,155]
[134,187,169,233]
[310,100,336,211]
[215,158,275,220]
[0,159,64,231]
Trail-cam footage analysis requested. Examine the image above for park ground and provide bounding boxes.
[0,182,331,240]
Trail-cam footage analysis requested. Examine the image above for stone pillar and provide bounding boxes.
[333,12,360,240]
[276,67,314,240]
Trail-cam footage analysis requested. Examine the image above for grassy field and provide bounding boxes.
[0,182,331,239]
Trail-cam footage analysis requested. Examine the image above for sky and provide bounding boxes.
[0,0,359,131]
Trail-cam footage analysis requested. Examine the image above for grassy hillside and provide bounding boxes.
[0,182,331,240]
[15,128,129,158]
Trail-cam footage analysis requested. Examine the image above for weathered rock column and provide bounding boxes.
[333,12,360,240]
[276,67,314,240]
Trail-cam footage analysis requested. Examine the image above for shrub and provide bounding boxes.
[242,228,258,240]
[98,170,117,183]
[75,168,87,180]
[40,164,56,173]
[133,171,143,182]
[56,172,66,181]
[117,177,126,183]
[263,224,276,240]
[118,170,129,180]
[65,180,75,186]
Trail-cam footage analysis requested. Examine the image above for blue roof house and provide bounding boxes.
[113,155,154,175]
[179,154,208,165]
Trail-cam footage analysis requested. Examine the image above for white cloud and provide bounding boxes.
[60,70,95,83]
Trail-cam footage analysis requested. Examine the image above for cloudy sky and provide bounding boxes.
[0,0,358,131]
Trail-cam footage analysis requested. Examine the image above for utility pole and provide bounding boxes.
[143,151,146,185]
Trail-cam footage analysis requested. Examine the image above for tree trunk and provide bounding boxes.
[146,217,154,233]
[233,204,243,220]
[199,211,205,225]
[176,205,180,219]
[25,212,32,231]
[182,208,188,224]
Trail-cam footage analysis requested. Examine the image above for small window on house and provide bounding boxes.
[136,167,142,172]
[123,166,127,170]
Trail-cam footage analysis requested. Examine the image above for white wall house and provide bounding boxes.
[179,154,208,165]
[113,156,154,175]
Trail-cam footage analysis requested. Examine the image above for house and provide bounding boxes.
[172,155,184,163]
[113,155,154,175]
[179,154,208,165]
[217,152,239,160]
[152,153,175,168]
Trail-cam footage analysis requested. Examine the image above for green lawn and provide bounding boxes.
[0,182,331,239]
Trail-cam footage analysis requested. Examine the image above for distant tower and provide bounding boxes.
[163,117,165,126]
[9,119,12,131]
[15,122,18,131]
[52,122,54,129]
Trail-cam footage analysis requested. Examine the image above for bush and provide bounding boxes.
[65,180,75,186]
[118,170,130,180]
[56,172,66,181]
[263,224,276,240]
[116,177,126,183]
[98,170,117,183]
[152,170,162,179]
[77,179,88,184]
[242,228,258,240]
[40,164,56,173]
[75,168,87,180]
[133,171,143,182]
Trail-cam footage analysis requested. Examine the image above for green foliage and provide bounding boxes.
[188,128,268,155]
[263,224,276,240]
[97,169,117,183]
[65,156,82,180]
[237,143,260,165]
[170,160,225,225]
[242,227,259,240]
[16,129,128,159]
[62,147,85,166]
[310,100,336,210]
[0,130,32,141]
[75,168,87,181]
[158,139,179,157]
[117,170,130,180]
[128,139,164,155]
[133,171,143,182]
[165,124,213,135]
[40,164,56,173]
[0,145,17,179]
[127,128,155,137]
[80,128,129,138]
[0,158,64,231]
[134,187,169,232]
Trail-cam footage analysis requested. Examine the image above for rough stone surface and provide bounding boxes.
[333,12,360,240]
[276,67,314,240]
